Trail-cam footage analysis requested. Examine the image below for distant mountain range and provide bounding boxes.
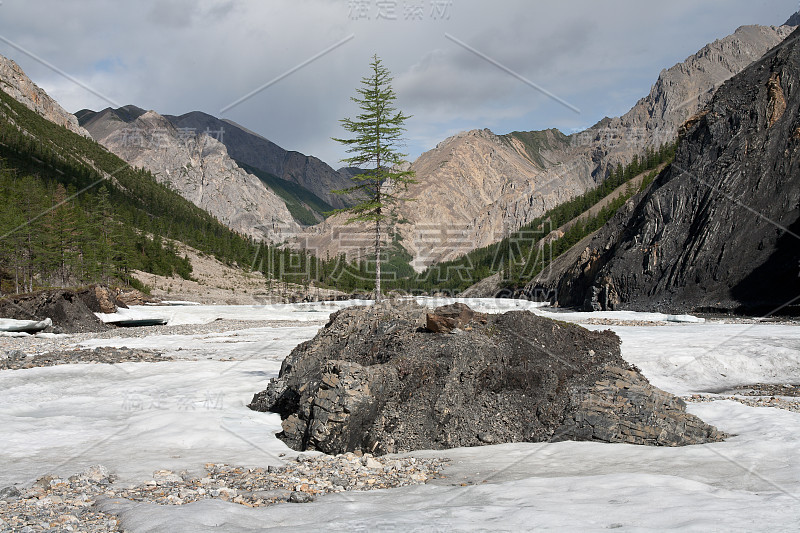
[76,105,301,242]
[76,105,359,228]
[163,110,357,210]
[3,10,798,302]
[69,18,798,268]
[297,22,797,270]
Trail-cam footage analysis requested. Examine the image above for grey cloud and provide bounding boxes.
[0,0,797,166]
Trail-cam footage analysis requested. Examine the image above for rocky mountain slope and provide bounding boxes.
[164,111,356,210]
[0,55,90,138]
[298,23,796,270]
[80,107,299,242]
[79,106,357,225]
[531,26,800,314]
[74,104,147,139]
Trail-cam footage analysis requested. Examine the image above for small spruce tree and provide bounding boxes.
[332,55,416,302]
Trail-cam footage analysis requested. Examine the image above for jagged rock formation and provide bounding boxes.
[608,24,796,145]
[0,55,90,138]
[532,26,800,314]
[249,303,725,454]
[79,108,299,242]
[298,24,795,269]
[786,11,800,27]
[163,111,356,210]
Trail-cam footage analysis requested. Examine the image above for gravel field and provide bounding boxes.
[0,455,448,532]
[0,319,327,360]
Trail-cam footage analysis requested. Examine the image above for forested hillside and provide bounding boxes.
[0,89,274,293]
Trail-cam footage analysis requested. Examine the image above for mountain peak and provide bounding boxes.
[785,10,800,26]
[0,53,91,138]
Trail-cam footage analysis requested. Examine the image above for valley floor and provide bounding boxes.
[1,299,799,532]
[129,242,346,305]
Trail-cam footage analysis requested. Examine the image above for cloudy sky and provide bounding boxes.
[0,0,797,166]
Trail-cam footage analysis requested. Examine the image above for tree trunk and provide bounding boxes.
[375,215,381,302]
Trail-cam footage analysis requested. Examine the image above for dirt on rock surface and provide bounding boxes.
[250,302,725,455]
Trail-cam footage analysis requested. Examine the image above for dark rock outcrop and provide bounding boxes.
[533,27,800,314]
[0,290,110,333]
[249,303,724,455]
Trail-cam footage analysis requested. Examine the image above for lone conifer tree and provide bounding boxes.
[332,55,416,301]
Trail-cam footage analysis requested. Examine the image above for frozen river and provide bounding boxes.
[1,299,799,531]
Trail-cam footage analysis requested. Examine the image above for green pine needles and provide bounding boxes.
[332,54,416,301]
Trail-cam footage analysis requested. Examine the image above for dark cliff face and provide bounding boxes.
[541,27,800,314]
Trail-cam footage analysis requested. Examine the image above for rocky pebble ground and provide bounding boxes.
[0,347,169,370]
[683,383,800,414]
[579,318,668,327]
[0,454,448,532]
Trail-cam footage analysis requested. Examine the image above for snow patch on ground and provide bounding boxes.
[593,324,800,396]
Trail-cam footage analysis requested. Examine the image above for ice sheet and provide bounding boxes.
[96,300,375,326]
[78,325,322,360]
[0,359,289,486]
[589,323,800,396]
[97,400,800,532]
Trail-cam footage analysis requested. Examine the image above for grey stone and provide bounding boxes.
[253,489,293,502]
[288,491,315,503]
[0,486,21,501]
[250,302,724,455]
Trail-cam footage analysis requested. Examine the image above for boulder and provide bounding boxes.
[250,303,724,455]
[425,303,486,333]
[76,285,128,314]
[0,289,109,333]
[115,288,154,307]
